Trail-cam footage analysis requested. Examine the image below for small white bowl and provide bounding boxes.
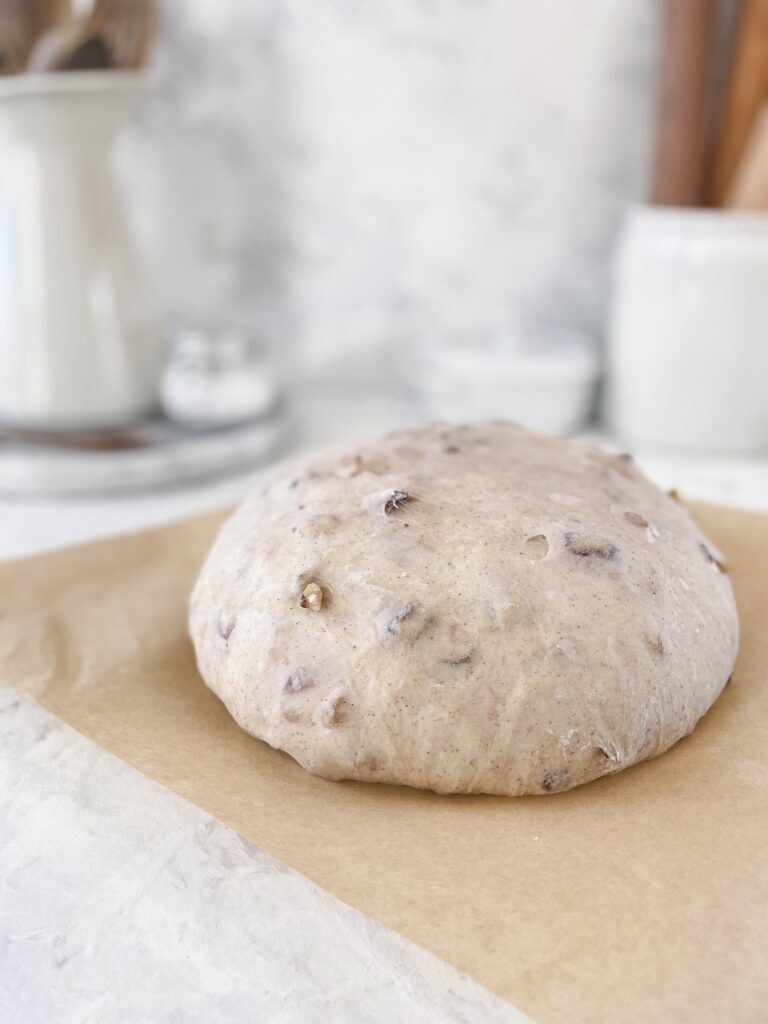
[416,340,599,435]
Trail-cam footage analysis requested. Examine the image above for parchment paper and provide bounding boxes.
[1,503,766,1024]
[1,688,525,1024]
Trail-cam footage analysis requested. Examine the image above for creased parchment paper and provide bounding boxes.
[1,503,767,1024]
[0,688,524,1024]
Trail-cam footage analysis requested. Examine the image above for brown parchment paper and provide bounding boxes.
[1,503,767,1024]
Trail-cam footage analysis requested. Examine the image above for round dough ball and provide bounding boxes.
[189,422,738,795]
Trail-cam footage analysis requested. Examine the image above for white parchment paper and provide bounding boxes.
[0,688,529,1024]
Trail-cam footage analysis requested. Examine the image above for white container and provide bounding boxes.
[606,205,768,452]
[0,72,160,430]
[418,340,598,436]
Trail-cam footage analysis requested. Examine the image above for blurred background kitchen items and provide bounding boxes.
[416,328,598,435]
[0,412,285,496]
[605,0,768,454]
[150,0,660,438]
[0,69,159,429]
[726,104,768,208]
[707,0,768,206]
[160,328,279,427]
[0,0,161,430]
[1,0,767,510]
[0,0,69,75]
[606,205,768,452]
[32,0,156,72]
[0,0,285,492]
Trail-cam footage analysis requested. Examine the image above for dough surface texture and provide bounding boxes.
[189,422,738,795]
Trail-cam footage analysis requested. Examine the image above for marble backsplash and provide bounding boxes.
[140,0,661,367]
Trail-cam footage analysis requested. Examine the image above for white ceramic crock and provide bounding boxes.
[605,205,768,453]
[0,72,160,429]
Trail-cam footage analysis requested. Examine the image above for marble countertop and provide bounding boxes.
[1,384,766,561]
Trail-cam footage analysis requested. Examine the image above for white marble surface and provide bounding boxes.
[135,0,660,365]
[0,688,530,1024]
[0,383,422,559]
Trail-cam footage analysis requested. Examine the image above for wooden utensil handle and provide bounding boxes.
[725,103,768,207]
[708,0,768,205]
[651,0,718,206]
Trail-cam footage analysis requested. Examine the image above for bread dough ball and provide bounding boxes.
[189,422,738,795]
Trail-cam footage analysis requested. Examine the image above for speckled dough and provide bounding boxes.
[189,422,739,795]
